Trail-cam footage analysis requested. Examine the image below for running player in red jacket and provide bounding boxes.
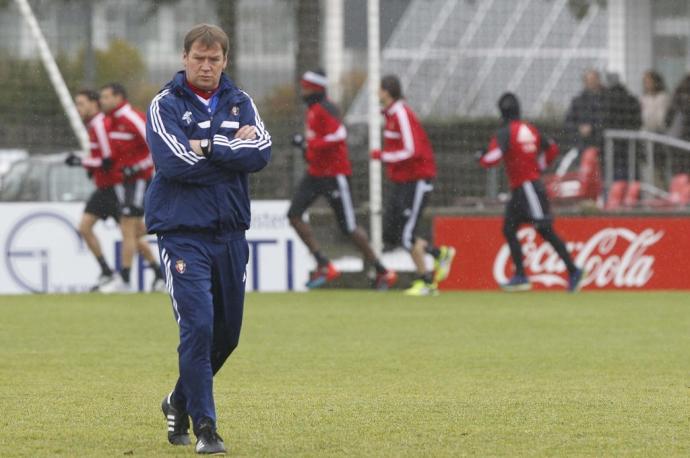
[371,75,456,296]
[288,70,397,289]
[98,83,164,293]
[65,89,120,290]
[479,92,585,292]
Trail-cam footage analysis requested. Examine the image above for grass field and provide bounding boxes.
[0,291,688,457]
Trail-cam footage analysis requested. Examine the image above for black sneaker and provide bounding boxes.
[195,418,226,455]
[161,393,191,446]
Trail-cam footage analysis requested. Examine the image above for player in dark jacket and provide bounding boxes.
[288,70,397,290]
[145,24,270,455]
[479,92,585,292]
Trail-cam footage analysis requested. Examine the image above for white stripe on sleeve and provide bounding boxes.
[225,93,272,151]
[396,103,415,153]
[381,102,415,163]
[119,105,147,140]
[323,124,347,143]
[483,147,503,163]
[91,113,112,158]
[149,90,203,165]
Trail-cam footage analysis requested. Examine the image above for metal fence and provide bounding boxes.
[2,0,690,211]
[603,129,690,193]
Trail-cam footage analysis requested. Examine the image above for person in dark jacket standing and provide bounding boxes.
[565,69,607,150]
[604,73,642,180]
[665,74,690,141]
[145,24,271,455]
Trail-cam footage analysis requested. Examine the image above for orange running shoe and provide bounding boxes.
[374,269,398,291]
[306,262,341,289]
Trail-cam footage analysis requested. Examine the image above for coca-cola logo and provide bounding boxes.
[493,227,665,288]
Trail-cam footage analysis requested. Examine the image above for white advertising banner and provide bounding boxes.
[0,201,310,294]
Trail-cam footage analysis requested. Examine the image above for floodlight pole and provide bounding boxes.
[367,0,383,255]
[14,0,90,154]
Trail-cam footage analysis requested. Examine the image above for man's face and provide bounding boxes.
[183,41,227,91]
[301,86,316,98]
[99,88,122,114]
[584,71,601,92]
[379,88,391,108]
[75,94,98,121]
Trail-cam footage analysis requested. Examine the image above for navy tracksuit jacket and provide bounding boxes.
[145,71,271,430]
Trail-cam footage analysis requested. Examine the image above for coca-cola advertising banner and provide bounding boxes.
[434,216,690,290]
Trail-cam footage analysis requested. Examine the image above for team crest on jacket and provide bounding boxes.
[231,105,239,116]
[175,259,186,274]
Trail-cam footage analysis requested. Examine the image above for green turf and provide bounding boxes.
[0,291,688,457]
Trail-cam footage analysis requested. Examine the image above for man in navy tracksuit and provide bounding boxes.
[145,24,271,455]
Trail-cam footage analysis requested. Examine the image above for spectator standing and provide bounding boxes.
[641,70,670,133]
[604,73,642,180]
[565,69,607,150]
[665,74,690,141]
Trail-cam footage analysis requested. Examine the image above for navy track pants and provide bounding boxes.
[158,230,248,430]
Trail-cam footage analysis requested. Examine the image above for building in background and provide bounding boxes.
[1,0,690,206]
[348,0,690,121]
[1,0,689,114]
[0,0,409,100]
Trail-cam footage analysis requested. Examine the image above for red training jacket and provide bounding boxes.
[81,112,122,188]
[480,120,559,189]
[304,98,352,177]
[381,100,436,183]
[107,102,154,182]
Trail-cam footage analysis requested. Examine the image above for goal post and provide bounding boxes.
[367,0,383,255]
[14,0,89,154]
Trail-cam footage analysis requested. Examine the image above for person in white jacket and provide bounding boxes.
[641,70,670,133]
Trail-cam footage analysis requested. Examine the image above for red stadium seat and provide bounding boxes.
[545,147,602,204]
[668,173,690,205]
[605,180,627,210]
[644,173,690,208]
[623,181,641,207]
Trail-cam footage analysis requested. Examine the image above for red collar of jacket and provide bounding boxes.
[186,80,219,100]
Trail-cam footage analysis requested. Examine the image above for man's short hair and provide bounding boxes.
[101,82,128,100]
[381,75,403,100]
[76,89,99,103]
[184,23,229,57]
[498,92,520,120]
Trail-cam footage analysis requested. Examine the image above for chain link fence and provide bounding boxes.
[1,0,690,210]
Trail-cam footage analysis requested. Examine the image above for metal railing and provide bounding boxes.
[603,129,690,192]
